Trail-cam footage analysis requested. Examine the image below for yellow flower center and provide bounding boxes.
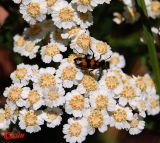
[16,36,26,47]
[69,95,85,110]
[130,118,139,128]
[67,54,79,63]
[25,42,35,53]
[113,108,127,122]
[62,66,77,80]
[136,77,147,92]
[59,7,74,21]
[15,68,27,79]
[39,73,56,88]
[8,87,22,102]
[0,113,5,123]
[29,25,42,36]
[79,0,91,5]
[45,44,60,56]
[82,75,97,91]
[46,0,57,7]
[28,90,40,104]
[76,34,91,50]
[48,89,60,101]
[88,110,103,128]
[151,1,160,13]
[24,111,37,126]
[47,111,58,120]
[110,56,120,65]
[27,3,40,17]
[78,12,89,20]
[5,107,11,119]
[68,27,81,37]
[121,85,135,99]
[150,97,159,109]
[96,95,108,110]
[69,122,82,137]
[96,42,107,54]
[105,76,119,90]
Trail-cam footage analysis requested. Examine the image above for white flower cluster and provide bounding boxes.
[12,0,110,25]
[113,0,160,24]
[0,0,159,143]
[0,62,160,142]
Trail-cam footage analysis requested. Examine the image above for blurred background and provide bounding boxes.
[0,0,160,143]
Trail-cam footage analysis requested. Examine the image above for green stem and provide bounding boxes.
[136,0,160,94]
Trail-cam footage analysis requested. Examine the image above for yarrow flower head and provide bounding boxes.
[4,0,160,142]
[56,61,83,88]
[20,0,47,25]
[41,42,67,63]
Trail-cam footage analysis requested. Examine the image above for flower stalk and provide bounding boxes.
[136,0,160,94]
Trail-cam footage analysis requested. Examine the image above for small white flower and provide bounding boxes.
[42,107,63,128]
[4,104,17,124]
[129,114,145,135]
[76,11,93,29]
[77,75,98,94]
[13,35,27,54]
[119,79,140,107]
[99,71,123,96]
[51,1,78,29]
[84,109,110,134]
[34,67,61,89]
[89,88,116,111]
[18,109,44,133]
[71,0,98,13]
[146,1,160,19]
[45,0,64,14]
[56,61,83,88]
[70,31,92,55]
[23,41,40,59]
[65,90,89,117]
[20,0,47,25]
[109,52,125,69]
[91,38,112,61]
[0,109,10,130]
[10,63,32,86]
[110,105,133,130]
[132,76,148,95]
[41,42,67,63]
[44,86,65,108]
[23,87,44,110]
[63,118,88,143]
[146,94,160,116]
[3,84,27,109]
[23,23,47,42]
